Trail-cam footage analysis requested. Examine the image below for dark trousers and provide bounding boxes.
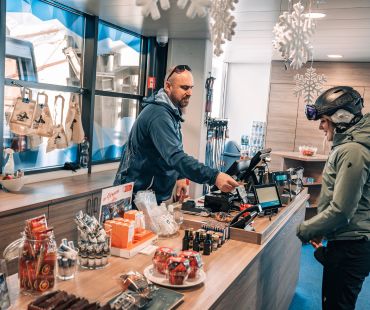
[320,240,370,310]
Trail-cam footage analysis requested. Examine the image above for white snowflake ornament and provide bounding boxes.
[294,67,326,105]
[273,2,316,70]
[136,0,170,20]
[210,0,238,56]
[177,0,211,19]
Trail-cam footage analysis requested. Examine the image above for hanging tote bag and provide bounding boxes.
[65,94,85,145]
[71,95,84,144]
[35,92,54,138]
[46,95,68,153]
[9,89,38,136]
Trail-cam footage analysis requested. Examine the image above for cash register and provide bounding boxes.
[203,148,272,212]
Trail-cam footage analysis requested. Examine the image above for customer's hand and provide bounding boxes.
[310,236,323,249]
[175,179,188,202]
[215,173,239,193]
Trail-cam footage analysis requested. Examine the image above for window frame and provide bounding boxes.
[0,0,148,174]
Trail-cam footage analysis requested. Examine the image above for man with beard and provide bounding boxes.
[296,86,370,310]
[114,65,239,203]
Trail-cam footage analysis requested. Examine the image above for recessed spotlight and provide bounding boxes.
[327,54,343,59]
[305,12,326,19]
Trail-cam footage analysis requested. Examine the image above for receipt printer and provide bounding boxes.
[204,192,235,212]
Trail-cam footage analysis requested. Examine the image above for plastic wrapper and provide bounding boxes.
[166,257,190,285]
[134,191,179,237]
[18,215,57,293]
[113,271,158,309]
[152,247,176,275]
[74,211,111,269]
[178,250,203,279]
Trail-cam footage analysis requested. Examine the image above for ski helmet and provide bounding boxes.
[305,86,363,121]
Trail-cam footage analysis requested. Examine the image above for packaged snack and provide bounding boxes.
[152,247,176,275]
[166,257,190,285]
[178,250,203,279]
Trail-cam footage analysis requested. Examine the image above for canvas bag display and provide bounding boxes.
[9,89,38,136]
[46,95,68,153]
[34,92,54,137]
[65,94,84,145]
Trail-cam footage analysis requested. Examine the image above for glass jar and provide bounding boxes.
[18,233,57,294]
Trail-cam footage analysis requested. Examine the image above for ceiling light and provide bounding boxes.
[327,54,343,59]
[305,12,326,19]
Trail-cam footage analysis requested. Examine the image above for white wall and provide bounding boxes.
[224,63,271,144]
[167,39,213,198]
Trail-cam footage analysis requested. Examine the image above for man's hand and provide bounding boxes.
[215,173,239,193]
[175,179,188,202]
[309,236,323,249]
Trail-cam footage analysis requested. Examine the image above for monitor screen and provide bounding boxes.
[253,184,282,210]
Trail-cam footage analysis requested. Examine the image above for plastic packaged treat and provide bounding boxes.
[152,247,176,275]
[178,250,203,279]
[166,257,190,285]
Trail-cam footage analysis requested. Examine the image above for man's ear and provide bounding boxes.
[164,80,171,93]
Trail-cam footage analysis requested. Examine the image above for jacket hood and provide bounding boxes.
[333,113,370,149]
[142,89,184,122]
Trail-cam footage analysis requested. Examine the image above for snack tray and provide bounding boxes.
[143,264,206,288]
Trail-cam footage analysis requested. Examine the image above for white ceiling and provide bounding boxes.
[62,0,370,63]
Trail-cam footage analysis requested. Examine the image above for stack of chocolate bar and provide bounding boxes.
[28,290,112,310]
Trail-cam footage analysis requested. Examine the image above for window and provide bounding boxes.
[96,22,142,94]
[1,1,147,174]
[6,0,84,86]
[92,96,138,162]
[3,86,79,171]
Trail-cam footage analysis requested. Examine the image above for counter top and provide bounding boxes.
[6,190,309,310]
[7,234,261,310]
[0,170,115,216]
[272,151,328,162]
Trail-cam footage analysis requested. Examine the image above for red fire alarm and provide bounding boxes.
[147,76,156,89]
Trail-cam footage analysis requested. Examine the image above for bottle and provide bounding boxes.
[203,233,212,256]
[188,228,194,249]
[79,137,89,168]
[3,148,15,175]
[240,135,249,159]
[193,231,201,252]
[182,229,190,251]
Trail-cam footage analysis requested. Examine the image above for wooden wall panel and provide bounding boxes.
[265,84,299,151]
[267,61,370,167]
[270,61,370,87]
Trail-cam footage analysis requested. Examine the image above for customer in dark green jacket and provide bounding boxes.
[297,86,370,310]
[114,65,239,203]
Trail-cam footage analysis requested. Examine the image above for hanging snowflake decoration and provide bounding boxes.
[273,2,316,70]
[294,67,326,105]
[136,0,211,20]
[210,0,238,56]
[178,0,211,19]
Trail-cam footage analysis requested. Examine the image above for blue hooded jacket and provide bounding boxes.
[114,89,219,202]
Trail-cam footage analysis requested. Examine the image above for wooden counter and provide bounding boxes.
[0,170,115,216]
[5,190,309,310]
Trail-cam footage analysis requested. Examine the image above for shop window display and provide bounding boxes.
[5,0,84,86]
[92,96,137,162]
[96,22,142,94]
[2,86,78,171]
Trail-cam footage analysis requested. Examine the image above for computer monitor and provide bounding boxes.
[253,183,282,210]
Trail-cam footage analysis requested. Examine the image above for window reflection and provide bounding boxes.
[96,23,141,94]
[6,0,84,86]
[93,96,137,162]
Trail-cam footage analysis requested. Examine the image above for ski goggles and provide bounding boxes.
[167,65,192,80]
[305,104,319,120]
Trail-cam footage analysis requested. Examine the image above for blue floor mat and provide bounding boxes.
[289,244,370,310]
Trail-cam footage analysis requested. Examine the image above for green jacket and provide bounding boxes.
[297,113,370,242]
